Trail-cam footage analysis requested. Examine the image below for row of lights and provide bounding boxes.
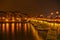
[0,17,28,22]
[0,17,21,22]
[39,11,60,18]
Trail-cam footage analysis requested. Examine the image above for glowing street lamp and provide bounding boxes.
[51,12,54,15]
[56,11,59,14]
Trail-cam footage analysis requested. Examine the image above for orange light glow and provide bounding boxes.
[12,17,15,22]
[11,23,15,34]
[51,12,54,15]
[16,23,19,31]
[6,23,9,33]
[2,17,5,19]
[2,23,5,32]
[16,18,19,20]
[31,24,43,40]
[19,23,21,30]
[24,23,27,32]
[16,18,21,21]
[56,11,59,14]
[24,18,27,20]
[5,19,9,22]
[27,23,30,31]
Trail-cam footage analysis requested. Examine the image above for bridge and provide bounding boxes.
[28,18,60,40]
[0,11,60,40]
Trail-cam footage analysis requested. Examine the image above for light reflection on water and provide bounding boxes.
[1,23,22,40]
[0,22,42,40]
[19,23,21,30]
[11,23,15,34]
[24,23,27,32]
[1,23,29,40]
[6,23,9,33]
[16,23,19,32]
[2,23,5,32]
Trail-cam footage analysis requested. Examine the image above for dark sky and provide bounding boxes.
[0,0,60,16]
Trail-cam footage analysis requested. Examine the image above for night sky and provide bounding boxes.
[0,0,60,16]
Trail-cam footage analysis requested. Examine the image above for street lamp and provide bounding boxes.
[51,12,54,15]
[56,11,59,14]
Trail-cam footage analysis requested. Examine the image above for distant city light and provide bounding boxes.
[56,11,59,14]
[2,17,5,19]
[51,12,54,15]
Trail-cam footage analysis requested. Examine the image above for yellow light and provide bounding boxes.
[19,23,21,30]
[56,11,59,14]
[48,23,50,26]
[51,23,54,26]
[51,12,54,15]
[12,23,14,34]
[55,23,58,26]
[24,18,27,20]
[2,23,5,32]
[24,23,27,32]
[39,21,43,23]
[16,18,19,20]
[5,19,9,22]
[31,24,43,40]
[2,17,5,19]
[44,21,48,24]
[6,23,9,32]
[12,17,15,22]
[59,24,60,26]
[16,18,21,21]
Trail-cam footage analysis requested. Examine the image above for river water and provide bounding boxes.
[0,22,43,40]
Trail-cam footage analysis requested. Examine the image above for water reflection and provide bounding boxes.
[1,22,43,40]
[6,23,9,33]
[19,23,21,30]
[11,23,15,34]
[28,23,31,31]
[24,23,27,32]
[31,24,42,40]
[2,23,5,32]
[16,23,19,32]
[2,23,22,33]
